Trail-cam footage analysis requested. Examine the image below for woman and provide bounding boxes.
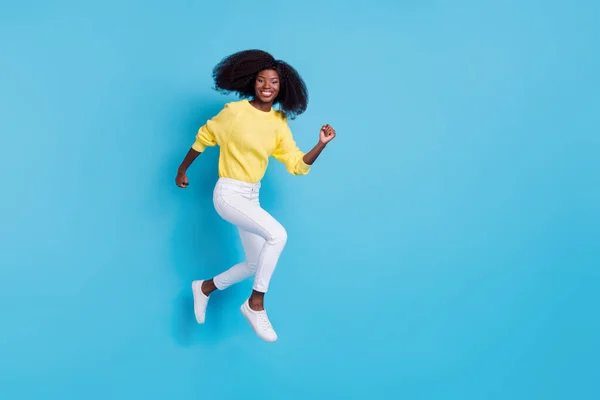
[175,49,336,342]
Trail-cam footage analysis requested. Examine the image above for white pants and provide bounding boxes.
[212,178,288,293]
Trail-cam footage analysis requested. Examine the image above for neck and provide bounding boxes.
[249,98,273,112]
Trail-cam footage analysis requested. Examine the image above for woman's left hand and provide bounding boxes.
[320,124,336,145]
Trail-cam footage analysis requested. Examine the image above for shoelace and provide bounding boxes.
[258,311,273,331]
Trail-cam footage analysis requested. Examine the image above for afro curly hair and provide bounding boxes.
[212,49,308,119]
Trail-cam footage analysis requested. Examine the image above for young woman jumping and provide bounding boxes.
[175,49,336,342]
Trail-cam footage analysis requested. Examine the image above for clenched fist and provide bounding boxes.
[319,124,336,145]
[175,171,189,188]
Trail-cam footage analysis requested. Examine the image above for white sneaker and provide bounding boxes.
[192,280,209,324]
[240,300,278,343]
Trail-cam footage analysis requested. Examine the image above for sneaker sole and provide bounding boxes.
[192,281,207,324]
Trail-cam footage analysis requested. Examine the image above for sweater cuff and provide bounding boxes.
[296,158,311,175]
[192,141,207,153]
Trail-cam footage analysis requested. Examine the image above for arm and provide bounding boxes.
[176,128,213,188]
[302,142,326,165]
[272,121,337,175]
[175,104,232,188]
[179,148,201,172]
[302,124,336,165]
[175,148,201,188]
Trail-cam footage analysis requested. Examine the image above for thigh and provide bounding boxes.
[215,192,284,242]
[238,228,265,265]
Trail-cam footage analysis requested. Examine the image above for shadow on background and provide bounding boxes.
[166,96,277,346]
[168,97,233,346]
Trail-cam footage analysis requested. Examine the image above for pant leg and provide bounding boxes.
[212,228,265,290]
[213,184,287,293]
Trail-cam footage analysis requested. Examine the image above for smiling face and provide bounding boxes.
[254,69,280,105]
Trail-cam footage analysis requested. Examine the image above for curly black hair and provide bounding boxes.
[212,49,308,119]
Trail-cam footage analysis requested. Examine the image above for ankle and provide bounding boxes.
[248,291,265,311]
[248,299,264,311]
[201,279,217,296]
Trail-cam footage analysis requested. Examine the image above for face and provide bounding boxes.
[254,69,280,104]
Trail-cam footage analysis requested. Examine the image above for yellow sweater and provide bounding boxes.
[192,100,311,183]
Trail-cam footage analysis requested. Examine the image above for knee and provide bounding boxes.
[247,262,258,273]
[268,225,287,246]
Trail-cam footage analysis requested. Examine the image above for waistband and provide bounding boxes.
[217,177,261,191]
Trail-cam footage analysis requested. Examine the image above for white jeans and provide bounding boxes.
[212,178,288,293]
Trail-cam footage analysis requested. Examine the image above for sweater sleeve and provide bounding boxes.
[192,103,232,152]
[271,118,311,176]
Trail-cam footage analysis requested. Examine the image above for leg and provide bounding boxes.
[247,221,287,311]
[192,228,263,324]
[213,192,288,296]
[211,228,264,291]
[214,190,287,342]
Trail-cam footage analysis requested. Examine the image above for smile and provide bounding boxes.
[261,90,274,97]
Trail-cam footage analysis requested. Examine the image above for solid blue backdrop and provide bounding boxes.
[1,0,598,399]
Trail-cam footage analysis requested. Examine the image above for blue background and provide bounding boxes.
[1,0,598,399]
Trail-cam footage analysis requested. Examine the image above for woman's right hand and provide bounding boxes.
[175,171,189,188]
